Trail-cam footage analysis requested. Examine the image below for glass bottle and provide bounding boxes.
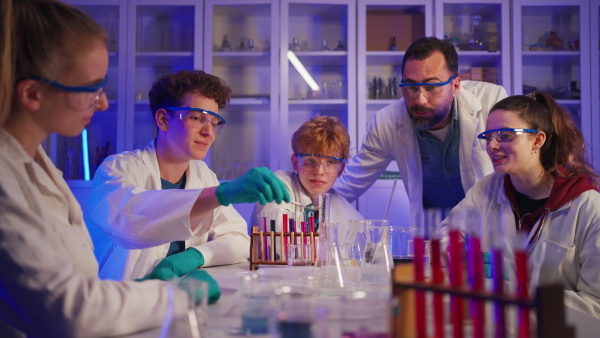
[389,36,397,51]
[468,15,486,50]
[319,39,330,51]
[247,38,256,52]
[291,37,302,51]
[237,38,246,51]
[333,40,345,51]
[219,35,231,52]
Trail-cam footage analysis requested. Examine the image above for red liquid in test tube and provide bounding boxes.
[430,238,444,338]
[283,213,289,260]
[468,235,485,338]
[493,248,506,338]
[449,229,464,338]
[414,236,426,338]
[516,248,530,338]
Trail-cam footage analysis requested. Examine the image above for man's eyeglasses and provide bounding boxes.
[296,154,345,173]
[477,128,539,144]
[165,107,226,135]
[30,75,108,110]
[399,75,456,99]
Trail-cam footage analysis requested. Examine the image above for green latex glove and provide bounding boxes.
[216,167,291,206]
[180,270,221,304]
[139,248,205,281]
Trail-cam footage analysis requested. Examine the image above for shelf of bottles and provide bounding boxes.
[204,0,278,179]
[356,0,431,178]
[280,0,356,172]
[129,3,198,151]
[512,0,590,140]
[52,3,123,181]
[436,0,510,95]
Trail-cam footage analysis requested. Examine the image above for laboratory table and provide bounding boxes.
[123,262,600,337]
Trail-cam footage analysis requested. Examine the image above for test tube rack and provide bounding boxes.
[249,226,319,270]
[392,263,575,338]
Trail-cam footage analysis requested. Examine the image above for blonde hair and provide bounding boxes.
[0,0,106,126]
[291,116,351,160]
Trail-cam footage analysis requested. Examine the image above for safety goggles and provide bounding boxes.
[398,75,456,99]
[165,107,226,135]
[30,75,108,110]
[296,154,345,173]
[477,128,539,144]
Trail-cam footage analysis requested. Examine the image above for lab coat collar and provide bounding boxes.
[0,128,37,164]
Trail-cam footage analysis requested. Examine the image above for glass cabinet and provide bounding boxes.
[53,0,126,181]
[203,0,279,179]
[512,0,591,143]
[356,0,432,164]
[127,0,202,151]
[280,0,357,172]
[435,0,511,94]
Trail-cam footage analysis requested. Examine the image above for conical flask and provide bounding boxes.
[358,219,393,286]
[310,221,348,288]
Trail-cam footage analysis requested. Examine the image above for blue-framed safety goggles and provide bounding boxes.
[165,107,227,126]
[296,154,345,163]
[477,128,539,143]
[398,75,457,88]
[30,75,108,93]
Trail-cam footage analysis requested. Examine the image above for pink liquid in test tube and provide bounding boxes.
[283,213,289,260]
[516,249,530,338]
[414,236,426,338]
[468,235,485,338]
[493,248,506,338]
[430,238,444,338]
[449,229,464,338]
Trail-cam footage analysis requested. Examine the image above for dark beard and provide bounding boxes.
[407,101,452,130]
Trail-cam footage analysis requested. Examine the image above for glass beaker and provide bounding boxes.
[310,222,348,288]
[359,220,393,286]
[342,219,367,266]
[240,274,282,335]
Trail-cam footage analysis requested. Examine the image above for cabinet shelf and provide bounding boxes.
[367,99,398,106]
[289,99,348,107]
[229,97,270,105]
[135,52,194,67]
[213,52,271,66]
[522,51,580,56]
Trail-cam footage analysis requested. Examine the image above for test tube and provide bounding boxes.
[270,211,277,262]
[308,212,315,233]
[491,219,506,338]
[426,209,444,338]
[282,213,289,260]
[448,210,464,338]
[261,212,268,261]
[411,209,426,338]
[515,233,530,338]
[466,208,484,338]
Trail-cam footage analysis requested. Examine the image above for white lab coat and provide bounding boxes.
[0,129,189,337]
[440,172,600,317]
[251,170,364,240]
[88,140,250,280]
[335,81,508,217]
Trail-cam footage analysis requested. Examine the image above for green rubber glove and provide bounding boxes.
[216,167,291,206]
[180,270,221,304]
[139,248,205,281]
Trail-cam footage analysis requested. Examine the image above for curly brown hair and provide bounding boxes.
[490,92,600,188]
[149,69,232,119]
[291,116,351,160]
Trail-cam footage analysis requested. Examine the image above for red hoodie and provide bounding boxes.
[504,169,598,245]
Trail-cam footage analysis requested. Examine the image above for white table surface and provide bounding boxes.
[122,262,600,337]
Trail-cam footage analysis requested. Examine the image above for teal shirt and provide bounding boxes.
[161,173,187,256]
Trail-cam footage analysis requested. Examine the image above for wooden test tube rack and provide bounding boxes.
[249,226,320,270]
[392,263,575,338]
